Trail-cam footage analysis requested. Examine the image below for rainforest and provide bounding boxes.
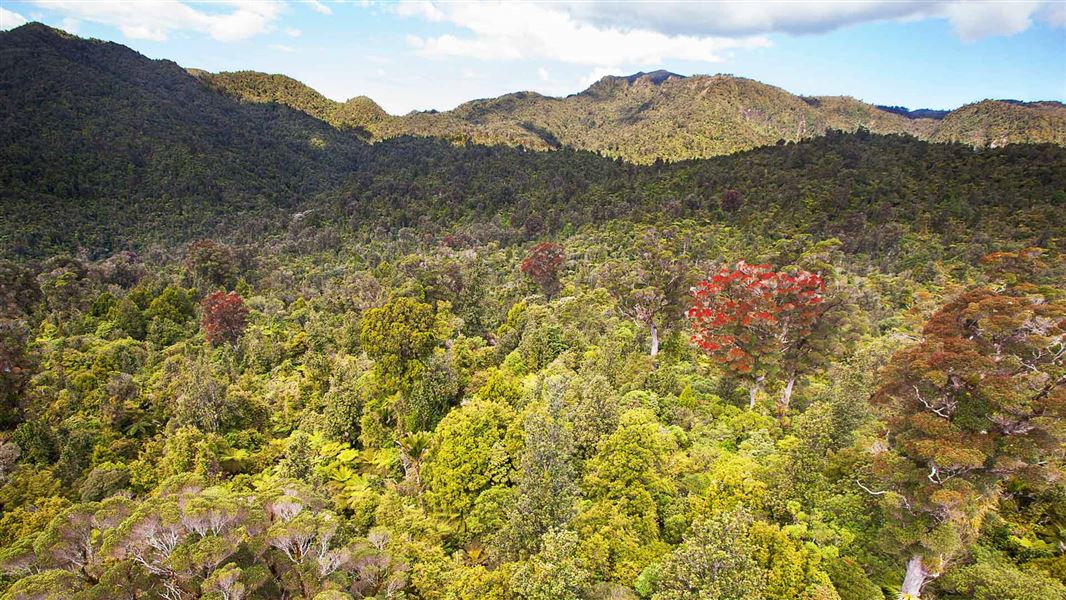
[0,14,1064,600]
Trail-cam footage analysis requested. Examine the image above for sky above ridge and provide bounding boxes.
[2,1,1064,114]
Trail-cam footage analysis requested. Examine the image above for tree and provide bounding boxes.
[521,242,565,299]
[35,256,90,326]
[869,283,1066,598]
[422,398,516,521]
[651,509,767,600]
[600,228,689,356]
[359,297,438,388]
[502,406,577,557]
[721,189,743,213]
[510,529,592,600]
[687,261,830,413]
[201,291,249,347]
[187,240,239,289]
[576,408,676,582]
[0,320,33,429]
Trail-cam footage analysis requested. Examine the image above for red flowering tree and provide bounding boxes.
[687,261,829,412]
[201,291,249,347]
[521,242,565,299]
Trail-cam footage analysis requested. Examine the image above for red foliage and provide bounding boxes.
[521,242,565,297]
[686,261,826,375]
[201,291,249,347]
[440,233,474,250]
[721,189,743,213]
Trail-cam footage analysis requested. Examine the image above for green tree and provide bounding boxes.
[359,297,439,388]
[511,529,592,600]
[599,227,689,356]
[423,398,516,522]
[652,509,768,600]
[502,405,577,557]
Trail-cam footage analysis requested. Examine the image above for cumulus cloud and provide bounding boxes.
[940,0,1045,41]
[0,7,29,30]
[564,1,1063,40]
[391,0,1064,61]
[398,2,771,65]
[28,0,284,41]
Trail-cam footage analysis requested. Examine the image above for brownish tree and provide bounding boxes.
[201,291,249,347]
[521,242,565,299]
[869,281,1066,598]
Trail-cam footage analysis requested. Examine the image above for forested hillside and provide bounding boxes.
[203,67,1066,164]
[0,24,364,256]
[195,70,388,136]
[0,22,1064,600]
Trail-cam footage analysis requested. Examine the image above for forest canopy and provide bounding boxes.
[0,21,1064,600]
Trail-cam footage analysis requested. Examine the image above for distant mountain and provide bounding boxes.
[2,23,1065,261]
[876,105,951,120]
[205,68,1064,163]
[929,100,1066,148]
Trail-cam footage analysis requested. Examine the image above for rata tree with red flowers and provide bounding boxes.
[867,277,1066,598]
[201,291,249,347]
[687,261,832,414]
[521,242,566,299]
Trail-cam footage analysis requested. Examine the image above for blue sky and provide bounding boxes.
[2,1,1063,114]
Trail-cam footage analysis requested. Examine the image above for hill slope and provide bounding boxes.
[204,67,1063,163]
[930,100,1066,147]
[2,24,1064,266]
[0,23,366,255]
[195,70,388,136]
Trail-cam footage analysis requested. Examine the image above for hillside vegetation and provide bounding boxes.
[0,23,1064,600]
[196,70,388,135]
[204,67,1064,163]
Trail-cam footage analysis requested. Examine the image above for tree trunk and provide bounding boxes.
[748,376,765,410]
[649,321,659,357]
[778,375,796,421]
[900,555,928,598]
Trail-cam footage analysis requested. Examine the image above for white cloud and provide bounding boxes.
[306,0,333,16]
[0,7,29,30]
[286,27,302,37]
[537,67,550,82]
[270,43,296,52]
[399,2,771,65]
[29,0,284,41]
[565,1,1064,40]
[578,66,623,89]
[392,1,1064,57]
[941,0,1040,41]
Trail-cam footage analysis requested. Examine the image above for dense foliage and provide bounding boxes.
[0,22,1064,600]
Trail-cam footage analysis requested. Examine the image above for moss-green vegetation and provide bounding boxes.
[0,22,1064,600]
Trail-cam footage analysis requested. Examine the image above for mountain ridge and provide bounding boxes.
[1,19,1065,278]
[5,22,1064,166]
[200,61,1065,163]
